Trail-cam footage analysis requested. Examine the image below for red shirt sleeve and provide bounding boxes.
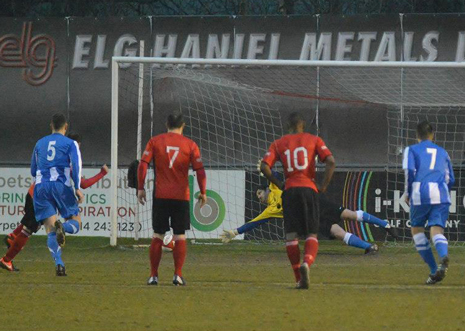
[190,142,204,171]
[262,141,279,168]
[140,139,154,164]
[80,167,108,189]
[315,137,332,162]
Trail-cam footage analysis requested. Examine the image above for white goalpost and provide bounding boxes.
[110,57,465,247]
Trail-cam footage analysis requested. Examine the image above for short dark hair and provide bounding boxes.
[287,112,305,131]
[51,113,67,130]
[67,131,81,143]
[416,121,434,140]
[167,113,185,129]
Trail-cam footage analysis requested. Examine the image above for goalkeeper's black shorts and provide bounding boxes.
[319,197,345,238]
[152,198,190,235]
[282,187,319,237]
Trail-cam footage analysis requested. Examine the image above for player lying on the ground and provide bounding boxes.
[403,121,455,285]
[220,179,397,255]
[0,131,108,274]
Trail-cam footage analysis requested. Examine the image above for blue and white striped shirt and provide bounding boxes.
[30,133,82,190]
[402,140,455,206]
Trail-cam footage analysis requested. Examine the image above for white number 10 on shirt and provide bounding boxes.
[166,146,180,168]
[284,147,309,172]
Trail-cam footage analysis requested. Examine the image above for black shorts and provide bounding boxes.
[152,198,190,235]
[319,197,344,238]
[21,193,41,233]
[282,187,319,237]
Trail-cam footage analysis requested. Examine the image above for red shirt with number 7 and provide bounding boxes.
[262,133,332,192]
[140,132,204,201]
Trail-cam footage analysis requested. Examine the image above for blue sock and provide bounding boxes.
[47,232,64,266]
[63,219,80,234]
[432,234,448,259]
[413,233,437,274]
[343,233,371,250]
[357,211,389,228]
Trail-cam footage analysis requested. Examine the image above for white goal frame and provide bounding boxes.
[110,57,465,246]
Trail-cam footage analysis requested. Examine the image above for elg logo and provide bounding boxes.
[0,22,57,86]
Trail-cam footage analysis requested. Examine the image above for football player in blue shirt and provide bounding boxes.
[403,121,455,284]
[30,113,84,276]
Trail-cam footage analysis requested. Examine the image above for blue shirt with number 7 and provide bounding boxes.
[402,140,454,206]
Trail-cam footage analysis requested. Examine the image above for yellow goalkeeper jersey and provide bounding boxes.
[250,182,283,223]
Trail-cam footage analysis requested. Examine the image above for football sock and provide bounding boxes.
[149,237,163,277]
[12,224,24,237]
[304,237,318,266]
[356,211,389,228]
[47,232,64,266]
[3,230,30,263]
[413,233,437,274]
[62,220,80,234]
[432,234,448,259]
[286,240,301,282]
[343,233,371,250]
[173,239,187,277]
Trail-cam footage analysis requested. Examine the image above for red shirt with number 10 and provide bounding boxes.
[262,133,332,192]
[140,132,204,201]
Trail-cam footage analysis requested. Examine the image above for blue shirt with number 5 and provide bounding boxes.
[30,133,82,190]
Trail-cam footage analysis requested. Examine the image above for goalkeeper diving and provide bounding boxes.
[221,163,398,253]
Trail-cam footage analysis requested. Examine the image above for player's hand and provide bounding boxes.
[197,193,207,208]
[76,189,84,204]
[317,183,327,193]
[219,229,237,243]
[101,164,109,174]
[138,189,147,205]
[403,193,410,206]
[256,158,264,176]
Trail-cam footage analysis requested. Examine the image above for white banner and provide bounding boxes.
[0,167,245,240]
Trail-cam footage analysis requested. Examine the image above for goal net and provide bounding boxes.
[111,58,465,246]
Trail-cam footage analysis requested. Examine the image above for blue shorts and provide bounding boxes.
[33,181,79,222]
[410,203,450,228]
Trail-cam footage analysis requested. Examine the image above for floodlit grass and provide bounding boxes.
[1,237,465,331]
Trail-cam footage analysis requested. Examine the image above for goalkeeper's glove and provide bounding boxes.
[256,158,264,177]
[220,229,239,243]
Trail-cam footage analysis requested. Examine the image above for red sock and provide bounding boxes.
[304,237,319,266]
[11,224,23,237]
[4,230,30,263]
[286,240,301,282]
[149,237,163,277]
[173,239,187,277]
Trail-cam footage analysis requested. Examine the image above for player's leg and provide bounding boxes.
[4,223,23,248]
[343,209,398,238]
[299,189,320,289]
[42,215,66,276]
[330,224,377,253]
[428,204,450,282]
[171,200,190,286]
[410,205,438,283]
[147,198,169,285]
[62,214,81,234]
[282,189,303,286]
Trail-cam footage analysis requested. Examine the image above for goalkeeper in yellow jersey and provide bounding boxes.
[221,170,397,254]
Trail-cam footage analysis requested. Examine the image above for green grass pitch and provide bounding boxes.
[1,236,465,331]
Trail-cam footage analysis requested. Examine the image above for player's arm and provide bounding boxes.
[70,141,84,203]
[137,141,153,205]
[446,153,455,190]
[402,147,416,201]
[260,142,284,190]
[191,142,207,207]
[316,137,335,193]
[30,145,38,178]
[80,165,109,189]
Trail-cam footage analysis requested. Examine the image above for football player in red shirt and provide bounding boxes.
[138,114,207,286]
[261,112,336,289]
